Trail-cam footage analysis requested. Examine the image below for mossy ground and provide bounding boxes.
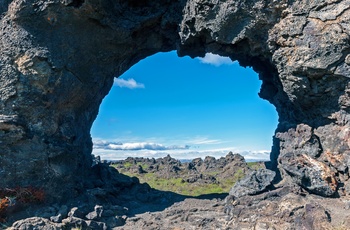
[112,162,263,196]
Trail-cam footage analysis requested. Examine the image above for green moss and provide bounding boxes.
[137,163,149,170]
[233,168,244,180]
[110,161,256,196]
[116,169,240,196]
[110,162,133,170]
[205,171,220,177]
[111,162,149,172]
[123,162,133,168]
[247,162,264,170]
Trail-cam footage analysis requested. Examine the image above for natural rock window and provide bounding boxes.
[2,0,350,202]
[91,51,278,162]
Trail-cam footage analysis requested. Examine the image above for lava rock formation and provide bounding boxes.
[1,0,350,213]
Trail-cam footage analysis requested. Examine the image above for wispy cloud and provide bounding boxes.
[198,53,233,67]
[114,78,145,89]
[188,137,224,145]
[93,139,123,147]
[238,150,270,162]
[93,140,189,151]
[92,139,270,162]
[92,147,270,162]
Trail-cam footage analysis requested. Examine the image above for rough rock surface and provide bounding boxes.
[9,175,350,230]
[5,162,198,229]
[5,157,350,229]
[2,0,350,228]
[2,0,350,199]
[119,185,350,230]
[228,168,275,198]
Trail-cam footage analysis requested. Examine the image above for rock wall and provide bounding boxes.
[1,0,350,199]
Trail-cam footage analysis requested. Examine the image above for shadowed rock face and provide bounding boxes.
[1,0,350,199]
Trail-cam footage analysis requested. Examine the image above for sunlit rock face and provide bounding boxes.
[1,0,350,198]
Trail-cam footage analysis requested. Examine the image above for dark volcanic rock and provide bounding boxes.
[229,168,276,198]
[277,124,339,197]
[2,0,350,228]
[118,186,350,230]
[10,217,64,230]
[112,152,252,186]
[10,185,350,230]
[2,0,350,201]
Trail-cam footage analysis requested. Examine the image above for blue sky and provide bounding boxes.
[91,51,278,161]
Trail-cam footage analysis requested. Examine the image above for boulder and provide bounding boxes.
[229,169,276,198]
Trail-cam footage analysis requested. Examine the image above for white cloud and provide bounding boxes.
[92,139,270,162]
[187,137,224,145]
[92,145,270,162]
[93,139,122,146]
[239,150,270,162]
[198,53,233,66]
[114,78,145,89]
[93,140,189,151]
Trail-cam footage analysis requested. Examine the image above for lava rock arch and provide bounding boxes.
[1,0,350,199]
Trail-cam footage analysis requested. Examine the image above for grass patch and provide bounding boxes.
[114,168,241,196]
[111,159,256,197]
[247,162,264,170]
[122,162,133,169]
[118,162,149,170]
[137,163,149,170]
[143,175,227,196]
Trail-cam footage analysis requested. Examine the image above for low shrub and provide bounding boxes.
[0,187,45,223]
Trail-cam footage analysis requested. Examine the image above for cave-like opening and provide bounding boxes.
[91,51,278,162]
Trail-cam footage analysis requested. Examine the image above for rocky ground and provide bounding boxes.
[118,185,350,230]
[110,152,265,196]
[4,153,350,229]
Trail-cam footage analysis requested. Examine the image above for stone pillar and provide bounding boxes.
[268,1,350,196]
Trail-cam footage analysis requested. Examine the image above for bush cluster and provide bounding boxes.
[0,187,45,223]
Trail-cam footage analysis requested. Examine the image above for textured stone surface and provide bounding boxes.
[115,186,350,230]
[229,168,275,198]
[1,0,350,206]
[112,152,254,186]
[8,174,350,229]
[0,0,187,200]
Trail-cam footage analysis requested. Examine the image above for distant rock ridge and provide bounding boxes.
[111,152,260,187]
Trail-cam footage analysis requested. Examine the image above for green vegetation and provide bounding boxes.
[130,171,228,196]
[122,162,133,168]
[111,157,266,197]
[137,163,150,170]
[232,168,245,182]
[247,162,264,170]
[112,164,247,196]
[122,162,149,170]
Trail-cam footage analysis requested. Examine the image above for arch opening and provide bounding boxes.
[91,51,279,163]
[2,0,349,202]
